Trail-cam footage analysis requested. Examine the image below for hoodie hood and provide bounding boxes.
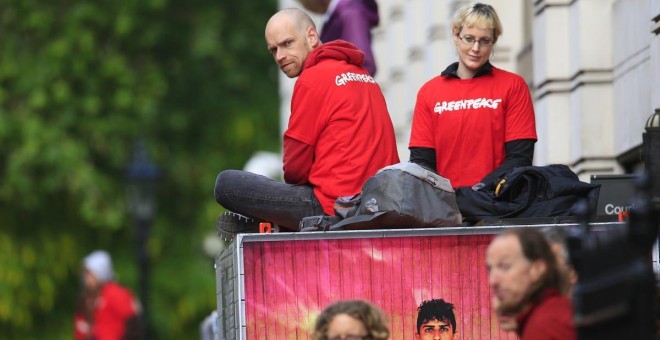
[303,40,365,71]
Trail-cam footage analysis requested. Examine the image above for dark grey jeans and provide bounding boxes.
[214,170,325,231]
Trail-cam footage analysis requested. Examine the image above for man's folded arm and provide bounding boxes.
[282,135,314,185]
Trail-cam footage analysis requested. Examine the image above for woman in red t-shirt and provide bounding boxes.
[409,2,537,190]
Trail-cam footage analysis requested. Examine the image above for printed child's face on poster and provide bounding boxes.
[416,319,458,340]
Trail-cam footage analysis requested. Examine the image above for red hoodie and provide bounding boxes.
[284,40,399,215]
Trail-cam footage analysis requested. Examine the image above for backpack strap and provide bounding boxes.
[299,215,342,232]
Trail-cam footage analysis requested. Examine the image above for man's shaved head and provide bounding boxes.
[265,8,320,78]
[266,8,316,38]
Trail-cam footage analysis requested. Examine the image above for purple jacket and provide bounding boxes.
[320,0,379,76]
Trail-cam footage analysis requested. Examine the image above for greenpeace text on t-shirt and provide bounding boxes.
[434,98,502,114]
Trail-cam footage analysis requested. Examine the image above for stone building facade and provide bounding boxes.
[276,0,660,181]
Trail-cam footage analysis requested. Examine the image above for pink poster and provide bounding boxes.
[242,233,516,339]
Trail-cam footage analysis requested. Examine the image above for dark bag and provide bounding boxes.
[300,162,463,231]
[455,164,600,221]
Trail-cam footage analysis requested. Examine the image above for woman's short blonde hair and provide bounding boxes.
[451,2,503,42]
[311,300,390,340]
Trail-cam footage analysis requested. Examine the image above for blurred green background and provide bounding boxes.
[0,0,280,338]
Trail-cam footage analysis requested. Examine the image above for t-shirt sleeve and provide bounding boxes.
[504,76,537,142]
[409,83,436,148]
[283,135,314,185]
[285,80,324,145]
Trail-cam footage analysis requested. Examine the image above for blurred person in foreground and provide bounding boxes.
[408,2,536,190]
[495,227,579,332]
[214,8,398,238]
[311,300,390,340]
[297,0,379,75]
[74,250,142,340]
[486,228,575,340]
[415,298,458,340]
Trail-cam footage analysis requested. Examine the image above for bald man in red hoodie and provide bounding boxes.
[214,8,399,239]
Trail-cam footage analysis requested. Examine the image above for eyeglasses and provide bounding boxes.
[458,35,494,47]
[327,336,371,340]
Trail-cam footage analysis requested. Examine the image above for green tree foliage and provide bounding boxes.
[0,0,279,337]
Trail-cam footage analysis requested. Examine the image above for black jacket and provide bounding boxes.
[456,164,600,220]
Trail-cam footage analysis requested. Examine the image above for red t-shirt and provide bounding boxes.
[409,66,537,187]
[284,40,399,214]
[74,282,140,340]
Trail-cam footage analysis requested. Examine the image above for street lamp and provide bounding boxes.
[643,109,660,204]
[125,139,159,339]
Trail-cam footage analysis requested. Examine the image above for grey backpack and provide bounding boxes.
[300,162,462,231]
